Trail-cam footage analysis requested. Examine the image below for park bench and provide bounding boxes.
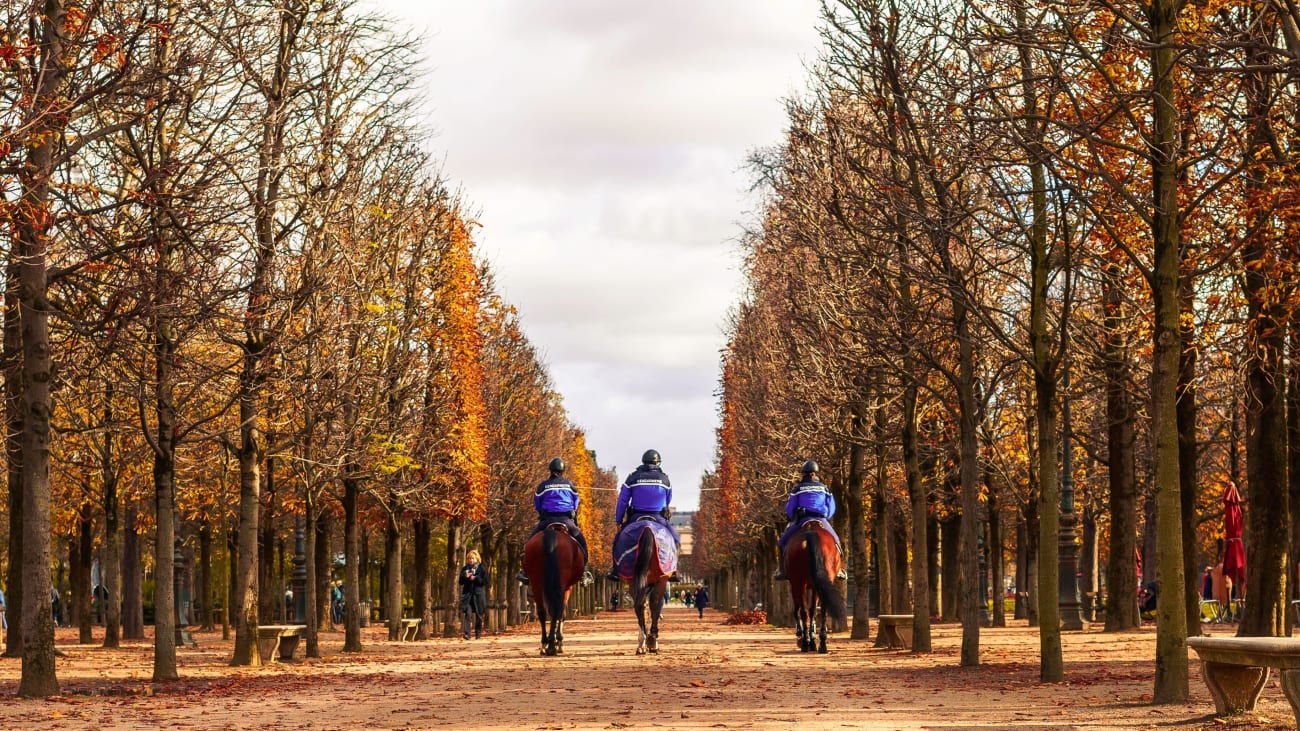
[257,624,303,663]
[1186,636,1300,726]
[399,618,421,641]
[875,614,913,650]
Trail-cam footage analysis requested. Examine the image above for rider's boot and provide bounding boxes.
[515,571,530,585]
[605,566,621,582]
[773,567,787,581]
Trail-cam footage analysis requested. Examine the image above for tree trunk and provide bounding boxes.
[385,517,403,641]
[1240,39,1290,637]
[304,501,320,659]
[75,515,92,644]
[3,235,23,661]
[1289,322,1300,627]
[314,511,331,634]
[872,387,894,620]
[1177,274,1201,638]
[258,463,275,625]
[413,518,433,640]
[990,494,1005,628]
[442,519,462,637]
[940,515,959,622]
[123,505,144,640]
[102,439,121,648]
[152,444,177,680]
[848,405,871,640]
[13,0,66,698]
[1103,261,1141,632]
[198,522,213,631]
[343,477,362,652]
[1149,0,1190,697]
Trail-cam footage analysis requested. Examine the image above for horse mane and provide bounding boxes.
[805,525,848,623]
[542,527,565,627]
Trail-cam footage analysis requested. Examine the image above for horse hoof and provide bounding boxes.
[818,645,828,654]
[636,647,647,655]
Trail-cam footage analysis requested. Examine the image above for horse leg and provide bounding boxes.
[556,617,564,654]
[647,582,664,653]
[817,602,828,654]
[537,605,549,656]
[635,590,648,655]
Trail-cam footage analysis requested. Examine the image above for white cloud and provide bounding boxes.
[381,0,823,509]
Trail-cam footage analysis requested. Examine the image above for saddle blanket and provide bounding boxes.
[613,519,679,580]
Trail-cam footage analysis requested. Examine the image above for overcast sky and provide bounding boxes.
[386,1,824,511]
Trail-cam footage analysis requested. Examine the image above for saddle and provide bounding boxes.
[795,515,832,532]
[544,522,571,533]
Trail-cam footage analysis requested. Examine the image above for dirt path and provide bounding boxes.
[0,606,1288,730]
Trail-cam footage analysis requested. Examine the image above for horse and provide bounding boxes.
[626,523,672,655]
[782,520,847,653]
[522,523,585,656]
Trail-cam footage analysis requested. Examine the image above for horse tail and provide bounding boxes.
[806,526,847,623]
[542,527,565,625]
[633,525,654,599]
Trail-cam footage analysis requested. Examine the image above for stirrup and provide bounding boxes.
[773,570,786,581]
[605,570,621,582]
[581,571,593,586]
[515,571,529,585]
[836,569,848,581]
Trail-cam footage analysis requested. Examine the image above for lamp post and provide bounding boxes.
[1059,360,1085,630]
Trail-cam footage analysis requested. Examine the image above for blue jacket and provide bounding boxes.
[616,465,672,523]
[534,476,579,515]
[785,478,835,520]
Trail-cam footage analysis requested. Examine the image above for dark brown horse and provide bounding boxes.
[782,520,847,653]
[522,524,585,656]
[629,525,671,655]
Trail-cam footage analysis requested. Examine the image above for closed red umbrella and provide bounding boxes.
[1222,482,1246,588]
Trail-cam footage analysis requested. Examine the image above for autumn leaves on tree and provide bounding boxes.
[0,0,618,695]
[697,0,1300,704]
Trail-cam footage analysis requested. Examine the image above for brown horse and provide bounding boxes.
[628,525,671,655]
[522,524,585,656]
[782,520,847,653]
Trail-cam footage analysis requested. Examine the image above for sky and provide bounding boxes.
[385,1,824,511]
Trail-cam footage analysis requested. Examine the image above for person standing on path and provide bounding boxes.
[694,584,709,619]
[459,550,489,640]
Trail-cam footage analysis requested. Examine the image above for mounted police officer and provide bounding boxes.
[605,449,680,581]
[516,457,591,585]
[773,459,847,581]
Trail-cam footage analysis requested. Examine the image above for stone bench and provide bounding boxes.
[1186,636,1300,725]
[875,614,913,650]
[399,618,421,641]
[257,624,303,663]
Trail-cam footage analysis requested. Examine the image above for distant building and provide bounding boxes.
[670,510,694,581]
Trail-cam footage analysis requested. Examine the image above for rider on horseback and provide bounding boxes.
[605,449,681,581]
[773,460,848,581]
[516,457,591,585]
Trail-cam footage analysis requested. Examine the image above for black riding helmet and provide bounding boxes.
[641,449,661,466]
[801,459,819,476]
[548,457,565,474]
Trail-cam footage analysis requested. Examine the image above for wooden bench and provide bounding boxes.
[1186,636,1300,725]
[875,614,914,650]
[257,624,303,663]
[399,618,421,641]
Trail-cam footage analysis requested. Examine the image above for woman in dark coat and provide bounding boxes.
[458,550,489,639]
[693,584,709,619]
